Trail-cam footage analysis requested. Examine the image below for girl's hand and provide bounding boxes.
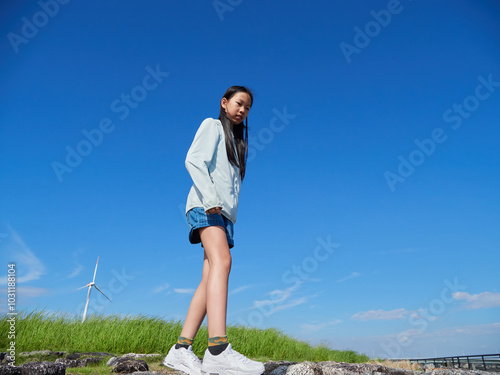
[206,207,222,215]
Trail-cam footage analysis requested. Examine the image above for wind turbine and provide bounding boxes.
[76,256,111,322]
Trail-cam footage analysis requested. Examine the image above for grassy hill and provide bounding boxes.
[0,310,369,363]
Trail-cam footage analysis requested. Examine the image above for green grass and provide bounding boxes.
[1,310,369,365]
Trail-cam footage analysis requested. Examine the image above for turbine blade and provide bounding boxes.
[94,284,111,302]
[92,256,99,283]
[83,286,92,322]
[75,284,89,291]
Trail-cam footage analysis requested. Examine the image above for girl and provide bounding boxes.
[163,86,264,375]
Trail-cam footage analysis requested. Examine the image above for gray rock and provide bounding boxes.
[51,352,110,369]
[19,352,52,358]
[107,357,119,367]
[429,370,490,375]
[112,358,149,374]
[0,354,13,366]
[270,365,291,375]
[330,362,414,375]
[107,354,162,368]
[274,362,492,375]
[0,365,22,375]
[55,357,102,368]
[265,361,297,373]
[65,352,114,360]
[264,361,297,375]
[7,350,493,375]
[20,361,65,375]
[121,354,162,360]
[285,362,317,375]
[18,352,65,359]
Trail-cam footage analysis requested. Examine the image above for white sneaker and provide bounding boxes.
[201,343,265,375]
[163,344,203,375]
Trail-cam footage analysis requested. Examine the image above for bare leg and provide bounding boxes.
[179,225,231,339]
[179,252,210,339]
[199,225,231,337]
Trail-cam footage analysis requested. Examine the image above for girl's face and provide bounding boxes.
[221,92,252,125]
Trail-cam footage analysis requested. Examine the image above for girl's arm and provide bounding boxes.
[185,119,223,213]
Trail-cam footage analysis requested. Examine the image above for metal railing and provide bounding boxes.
[408,354,500,371]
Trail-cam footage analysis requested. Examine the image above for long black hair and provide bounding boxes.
[219,86,253,181]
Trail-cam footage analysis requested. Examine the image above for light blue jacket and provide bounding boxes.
[185,118,241,224]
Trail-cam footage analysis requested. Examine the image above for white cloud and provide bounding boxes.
[380,322,500,342]
[0,226,46,284]
[229,284,253,295]
[274,296,309,312]
[174,288,195,294]
[67,249,85,279]
[230,280,321,323]
[441,322,500,336]
[336,272,361,283]
[249,282,322,316]
[67,264,84,279]
[351,308,411,321]
[301,319,342,333]
[254,283,302,309]
[152,283,170,294]
[452,291,500,309]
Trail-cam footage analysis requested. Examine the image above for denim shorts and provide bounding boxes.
[187,207,234,249]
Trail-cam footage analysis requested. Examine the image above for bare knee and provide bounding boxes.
[211,252,232,274]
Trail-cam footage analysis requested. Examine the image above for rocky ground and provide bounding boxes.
[0,350,493,375]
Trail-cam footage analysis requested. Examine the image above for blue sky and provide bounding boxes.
[1,0,500,359]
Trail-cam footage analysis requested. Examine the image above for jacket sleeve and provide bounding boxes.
[185,118,223,211]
